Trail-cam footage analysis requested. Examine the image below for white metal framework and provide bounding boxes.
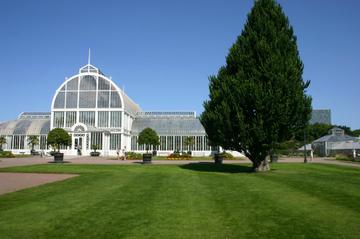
[49,61,140,156]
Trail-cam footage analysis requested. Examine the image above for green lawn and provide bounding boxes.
[0,163,359,239]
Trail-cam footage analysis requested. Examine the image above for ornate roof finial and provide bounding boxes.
[88,48,91,65]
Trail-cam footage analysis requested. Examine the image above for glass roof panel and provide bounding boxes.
[80,75,96,90]
[54,92,65,108]
[67,77,79,90]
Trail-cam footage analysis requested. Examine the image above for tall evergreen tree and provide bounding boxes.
[201,0,312,171]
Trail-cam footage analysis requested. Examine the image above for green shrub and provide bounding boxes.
[181,153,192,159]
[335,154,352,161]
[167,153,180,159]
[126,152,142,159]
[221,152,234,159]
[0,151,15,158]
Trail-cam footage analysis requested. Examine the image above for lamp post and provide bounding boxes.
[304,129,308,163]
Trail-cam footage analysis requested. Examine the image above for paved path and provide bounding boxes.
[0,155,78,168]
[0,156,359,168]
[0,172,78,195]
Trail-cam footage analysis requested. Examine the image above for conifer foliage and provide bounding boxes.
[200,0,312,171]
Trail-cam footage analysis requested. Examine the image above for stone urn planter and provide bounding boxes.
[53,152,64,163]
[143,153,152,164]
[270,154,278,163]
[214,153,224,164]
[90,152,100,157]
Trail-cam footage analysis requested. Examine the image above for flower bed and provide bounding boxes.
[0,151,15,158]
[126,152,142,160]
[167,153,192,160]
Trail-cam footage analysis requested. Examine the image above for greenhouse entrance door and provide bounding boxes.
[74,136,84,156]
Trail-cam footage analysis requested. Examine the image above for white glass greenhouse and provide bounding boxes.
[0,62,214,156]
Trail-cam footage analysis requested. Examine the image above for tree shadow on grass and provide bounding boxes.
[179,162,253,174]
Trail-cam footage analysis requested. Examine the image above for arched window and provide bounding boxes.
[53,74,123,111]
[74,125,85,132]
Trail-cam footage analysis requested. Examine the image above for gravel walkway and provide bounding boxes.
[0,172,78,195]
[0,156,359,167]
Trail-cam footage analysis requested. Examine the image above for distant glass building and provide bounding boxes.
[310,109,331,125]
[312,127,359,156]
[0,62,212,156]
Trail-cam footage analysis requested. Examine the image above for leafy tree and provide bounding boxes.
[138,128,159,153]
[295,123,332,143]
[47,128,71,152]
[0,136,6,151]
[334,125,354,136]
[184,136,195,152]
[91,144,99,152]
[352,129,360,137]
[27,135,39,152]
[200,0,312,171]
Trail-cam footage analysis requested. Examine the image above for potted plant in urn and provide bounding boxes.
[27,135,39,155]
[90,144,100,156]
[47,128,71,162]
[138,127,159,164]
[214,151,225,164]
[0,136,6,152]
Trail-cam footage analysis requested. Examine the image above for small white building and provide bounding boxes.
[312,127,360,157]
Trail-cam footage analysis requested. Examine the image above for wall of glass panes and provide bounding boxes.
[196,136,203,151]
[3,135,47,150]
[65,112,77,127]
[98,111,109,127]
[110,134,121,150]
[167,136,173,151]
[11,135,25,149]
[53,112,64,128]
[160,136,166,150]
[110,111,121,128]
[5,135,12,150]
[174,136,181,151]
[130,135,212,152]
[131,136,138,151]
[53,110,122,128]
[123,113,133,131]
[91,132,103,150]
[79,111,95,126]
[40,135,47,149]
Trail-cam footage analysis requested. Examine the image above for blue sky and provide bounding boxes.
[1,0,359,129]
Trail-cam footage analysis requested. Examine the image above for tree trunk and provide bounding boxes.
[252,159,270,172]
